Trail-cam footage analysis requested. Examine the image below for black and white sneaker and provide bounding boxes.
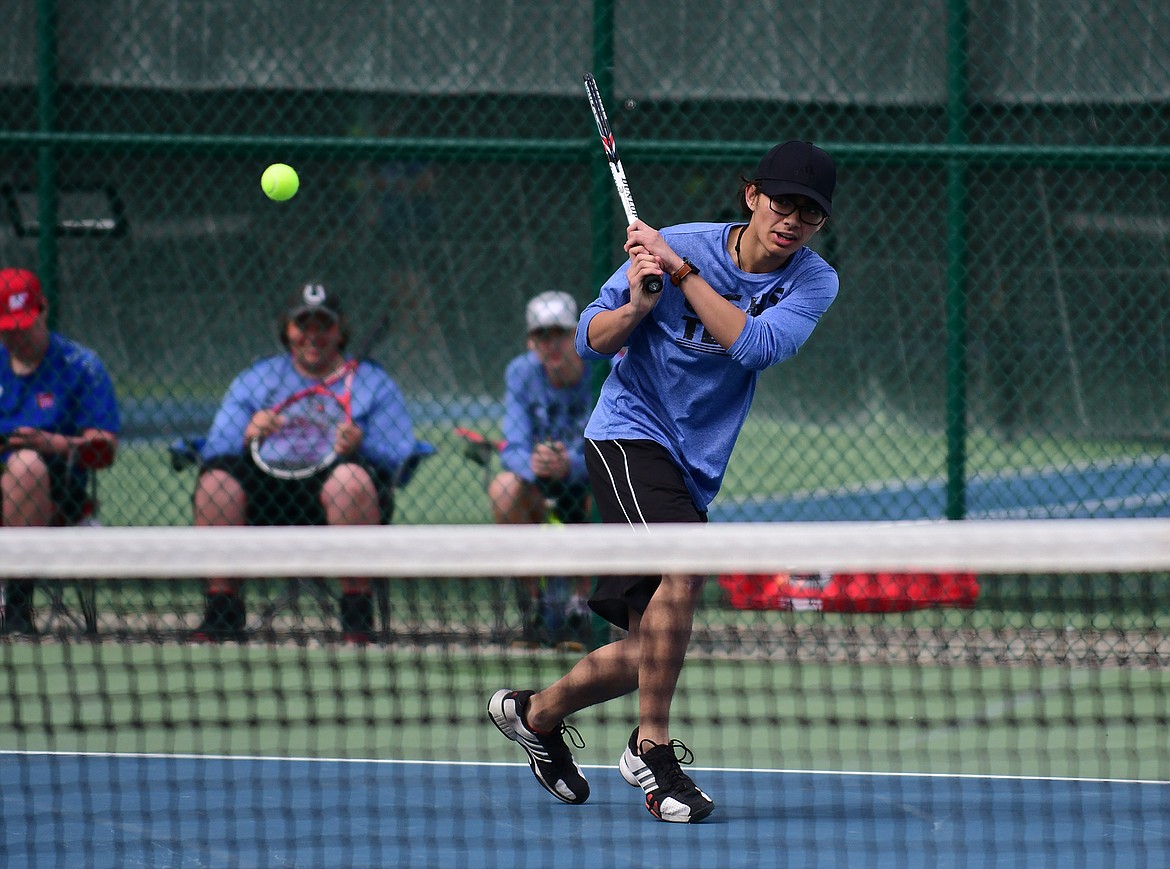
[488,689,590,804]
[618,728,714,822]
[188,592,246,643]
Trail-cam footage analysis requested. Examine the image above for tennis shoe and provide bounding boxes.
[189,592,246,643]
[488,689,590,804]
[0,605,37,636]
[1,581,38,636]
[619,728,714,823]
[339,592,375,645]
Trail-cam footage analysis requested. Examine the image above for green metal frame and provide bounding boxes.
[11,0,1170,518]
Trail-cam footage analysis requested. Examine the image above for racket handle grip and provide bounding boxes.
[644,275,663,295]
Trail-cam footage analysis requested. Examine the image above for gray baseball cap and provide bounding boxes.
[525,291,578,332]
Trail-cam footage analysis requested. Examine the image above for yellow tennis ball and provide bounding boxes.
[261,163,299,201]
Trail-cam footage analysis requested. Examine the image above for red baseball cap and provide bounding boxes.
[0,268,45,330]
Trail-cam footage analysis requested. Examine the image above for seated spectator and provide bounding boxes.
[1,268,120,635]
[489,291,597,647]
[191,282,417,643]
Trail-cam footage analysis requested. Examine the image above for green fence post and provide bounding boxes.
[944,0,970,520]
[36,0,60,328]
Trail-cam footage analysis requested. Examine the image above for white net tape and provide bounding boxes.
[3,519,1169,578]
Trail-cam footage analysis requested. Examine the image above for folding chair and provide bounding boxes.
[41,440,114,635]
[169,437,435,641]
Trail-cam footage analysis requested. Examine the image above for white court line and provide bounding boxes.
[4,749,1167,786]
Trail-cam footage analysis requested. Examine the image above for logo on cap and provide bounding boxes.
[0,268,44,330]
[302,284,327,307]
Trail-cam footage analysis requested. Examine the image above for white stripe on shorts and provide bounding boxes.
[586,438,651,530]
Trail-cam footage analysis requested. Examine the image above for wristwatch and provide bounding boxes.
[670,257,700,286]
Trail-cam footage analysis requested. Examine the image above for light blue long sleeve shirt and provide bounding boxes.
[576,222,838,511]
[499,351,595,485]
[200,354,416,474]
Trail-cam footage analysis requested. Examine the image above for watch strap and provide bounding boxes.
[671,257,699,286]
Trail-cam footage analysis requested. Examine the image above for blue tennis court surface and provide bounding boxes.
[5,753,1168,868]
[711,456,1170,522]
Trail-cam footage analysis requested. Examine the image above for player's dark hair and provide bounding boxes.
[737,175,756,220]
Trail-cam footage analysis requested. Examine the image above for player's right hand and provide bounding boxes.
[625,220,669,300]
[626,249,664,310]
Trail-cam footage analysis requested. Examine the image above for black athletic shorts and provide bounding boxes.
[538,478,591,524]
[51,459,91,525]
[584,438,706,630]
[199,454,395,526]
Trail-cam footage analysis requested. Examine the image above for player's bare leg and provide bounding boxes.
[525,573,703,733]
[623,574,715,822]
[524,629,640,732]
[635,573,704,744]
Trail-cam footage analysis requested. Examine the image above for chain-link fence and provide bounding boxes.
[2,0,1169,528]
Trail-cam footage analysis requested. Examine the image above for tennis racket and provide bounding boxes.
[250,313,390,480]
[583,73,663,295]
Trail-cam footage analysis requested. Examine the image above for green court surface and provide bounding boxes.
[5,627,1166,783]
[97,413,1162,527]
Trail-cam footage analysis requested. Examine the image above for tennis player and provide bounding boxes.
[190,283,417,643]
[490,141,839,822]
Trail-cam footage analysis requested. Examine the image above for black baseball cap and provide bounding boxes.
[754,141,836,216]
[279,282,349,348]
[286,282,343,321]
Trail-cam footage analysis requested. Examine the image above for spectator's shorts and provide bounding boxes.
[53,459,91,525]
[198,454,395,526]
[537,478,591,525]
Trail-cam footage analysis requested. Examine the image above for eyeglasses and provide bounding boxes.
[764,194,827,226]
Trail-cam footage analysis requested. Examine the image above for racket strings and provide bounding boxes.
[256,389,346,474]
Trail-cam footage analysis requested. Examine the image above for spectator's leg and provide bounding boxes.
[566,494,596,646]
[2,449,55,634]
[322,464,380,642]
[190,470,248,641]
[487,471,544,525]
[2,449,54,525]
[487,471,551,645]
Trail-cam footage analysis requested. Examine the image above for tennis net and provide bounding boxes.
[2,521,1169,867]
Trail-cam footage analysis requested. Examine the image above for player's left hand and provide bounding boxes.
[4,426,54,453]
[625,220,675,278]
[531,441,569,480]
[334,421,363,456]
